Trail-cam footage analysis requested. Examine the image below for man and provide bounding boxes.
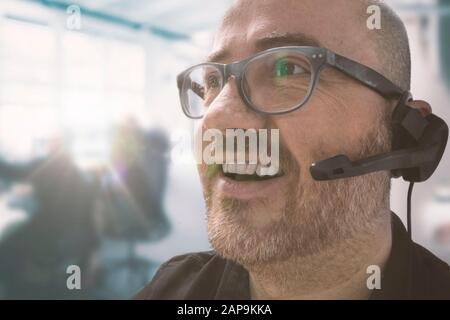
[136,0,450,299]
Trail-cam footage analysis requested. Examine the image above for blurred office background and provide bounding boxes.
[0,0,448,299]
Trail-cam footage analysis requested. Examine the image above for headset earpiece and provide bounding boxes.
[390,92,448,182]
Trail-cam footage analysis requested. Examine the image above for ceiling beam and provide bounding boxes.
[24,0,191,41]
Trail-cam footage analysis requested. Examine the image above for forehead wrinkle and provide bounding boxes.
[254,31,323,51]
[210,0,367,64]
[207,30,323,63]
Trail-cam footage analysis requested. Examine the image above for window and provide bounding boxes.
[0,18,57,161]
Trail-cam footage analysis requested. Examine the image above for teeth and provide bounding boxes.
[256,164,277,176]
[236,164,247,174]
[246,164,257,175]
[222,163,279,177]
[228,164,236,173]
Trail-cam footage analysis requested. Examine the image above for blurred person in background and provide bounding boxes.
[0,136,101,299]
[94,119,171,298]
[105,118,171,241]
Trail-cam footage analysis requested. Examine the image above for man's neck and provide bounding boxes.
[248,212,392,300]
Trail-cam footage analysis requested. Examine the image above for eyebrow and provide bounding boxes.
[206,32,322,63]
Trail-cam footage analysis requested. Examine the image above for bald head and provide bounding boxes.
[361,0,411,91]
[219,0,411,91]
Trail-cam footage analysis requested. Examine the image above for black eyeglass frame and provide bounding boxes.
[177,46,405,119]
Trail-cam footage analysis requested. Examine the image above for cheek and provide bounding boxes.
[274,93,374,175]
[302,88,379,156]
[276,118,317,182]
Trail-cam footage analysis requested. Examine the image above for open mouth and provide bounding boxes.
[221,162,284,182]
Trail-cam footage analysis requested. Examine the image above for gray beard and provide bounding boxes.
[204,120,392,268]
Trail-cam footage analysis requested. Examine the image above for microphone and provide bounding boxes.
[310,144,440,181]
[310,113,448,183]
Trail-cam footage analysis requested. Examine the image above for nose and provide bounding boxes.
[201,76,267,132]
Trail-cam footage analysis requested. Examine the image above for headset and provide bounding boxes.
[310,91,449,297]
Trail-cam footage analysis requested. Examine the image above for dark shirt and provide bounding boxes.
[135,213,450,300]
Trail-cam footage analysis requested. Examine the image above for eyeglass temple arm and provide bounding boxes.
[327,51,405,98]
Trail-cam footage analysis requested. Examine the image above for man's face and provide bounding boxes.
[197,0,392,267]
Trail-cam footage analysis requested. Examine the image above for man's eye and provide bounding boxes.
[274,59,307,77]
[205,75,221,89]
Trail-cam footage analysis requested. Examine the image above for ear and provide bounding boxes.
[406,100,432,117]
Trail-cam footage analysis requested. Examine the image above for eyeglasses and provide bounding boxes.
[177,46,405,119]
